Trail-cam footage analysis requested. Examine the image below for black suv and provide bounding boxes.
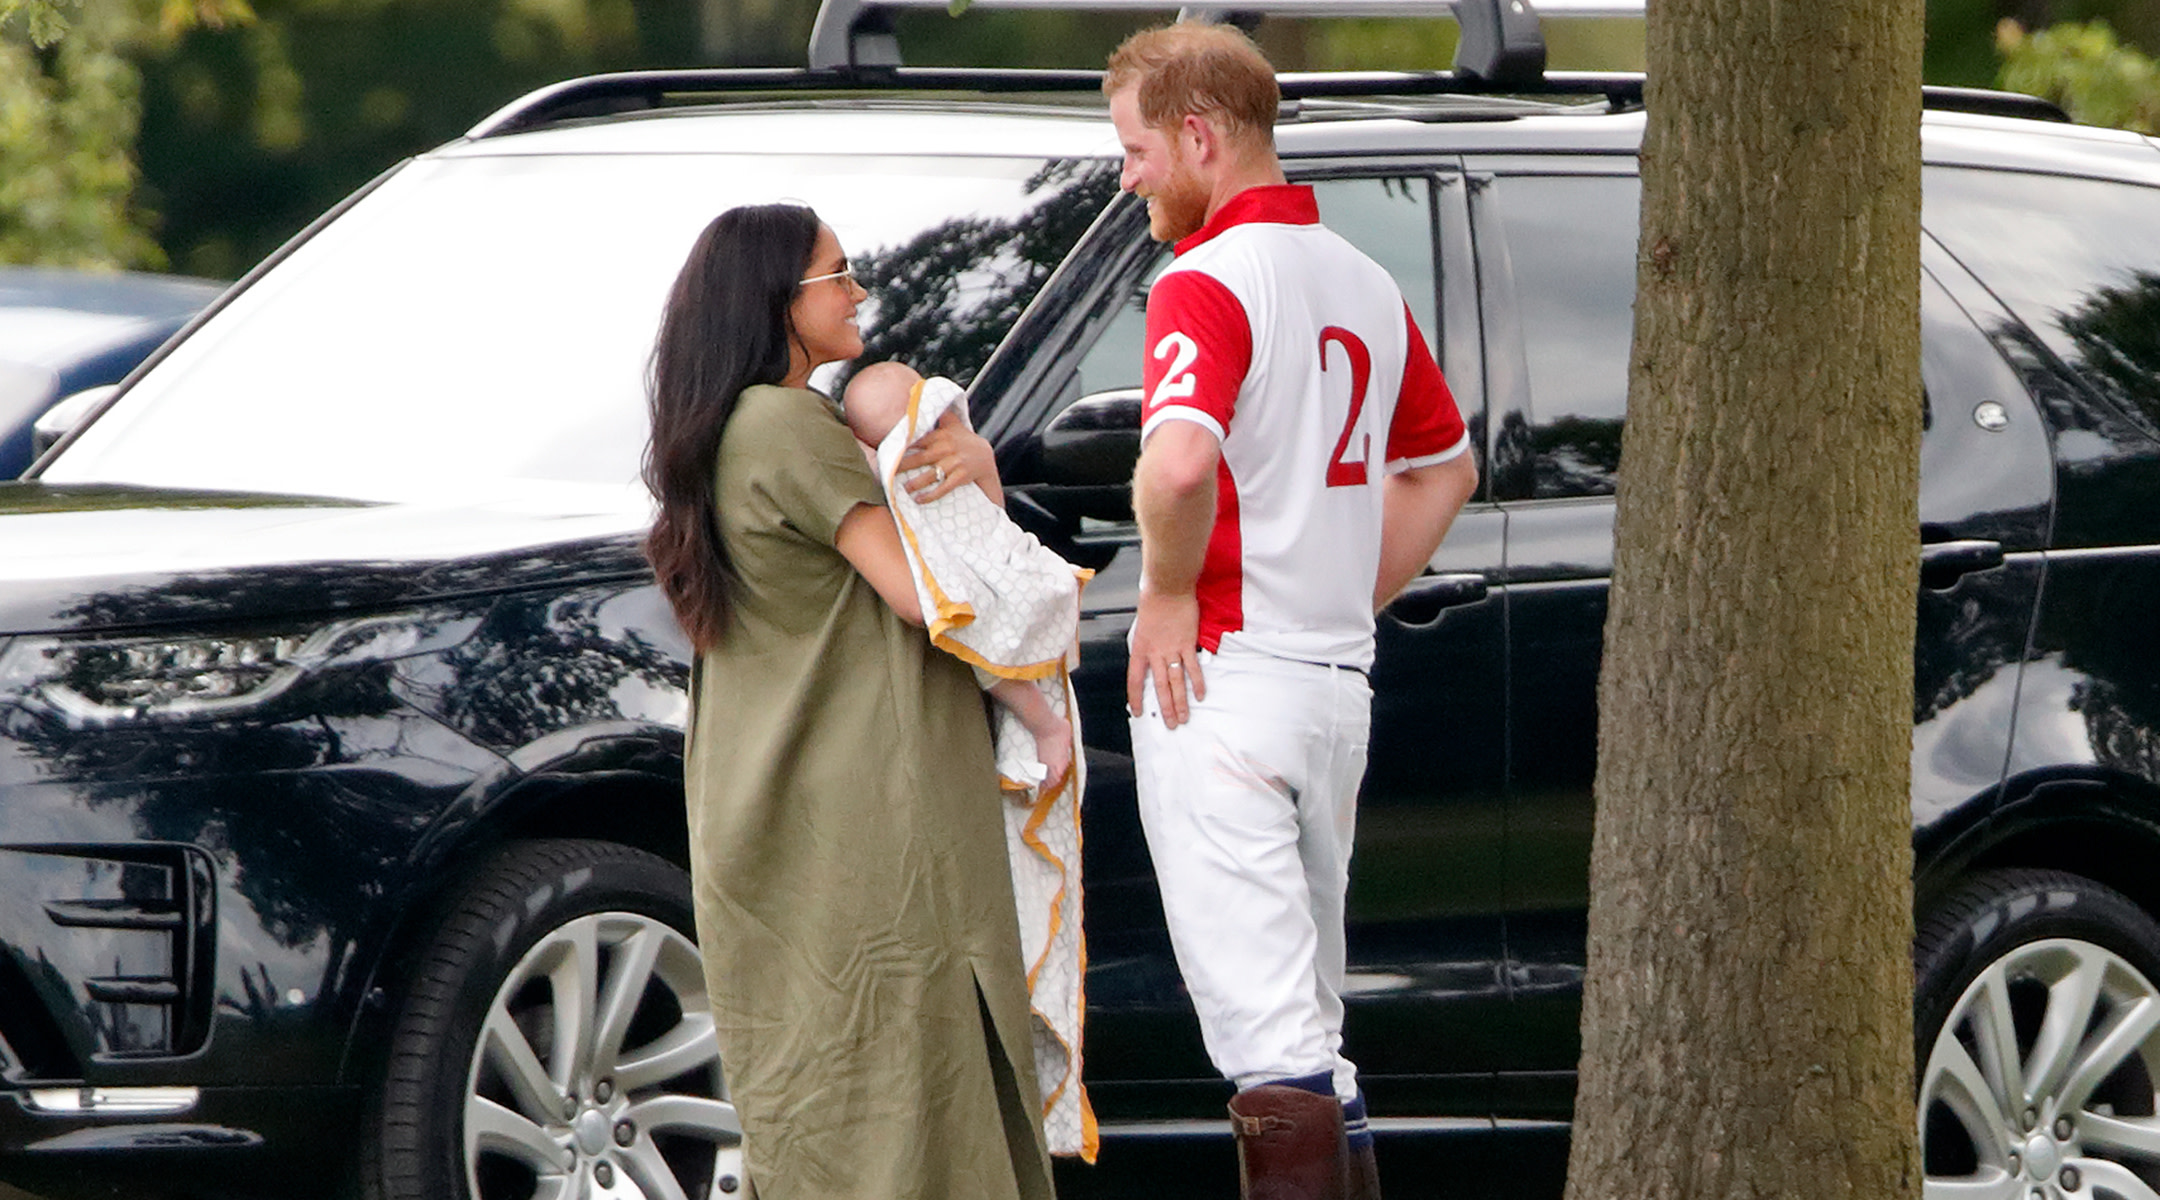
[2,4,2159,1198]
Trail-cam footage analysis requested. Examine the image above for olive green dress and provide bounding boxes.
[683,384,1055,1200]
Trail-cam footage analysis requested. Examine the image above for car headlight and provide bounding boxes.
[0,609,483,728]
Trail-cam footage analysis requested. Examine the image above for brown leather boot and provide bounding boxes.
[1347,1139,1382,1200]
[1227,1084,1350,1200]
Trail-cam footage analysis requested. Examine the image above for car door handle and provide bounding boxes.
[1386,572,1491,627]
[1920,539,2005,590]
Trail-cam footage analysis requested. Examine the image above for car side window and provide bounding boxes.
[1317,176,1440,341]
[1070,269,1160,403]
[1065,175,1442,402]
[1916,268,2054,548]
[1924,168,2160,440]
[1485,173,1640,500]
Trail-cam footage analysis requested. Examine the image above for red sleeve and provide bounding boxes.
[1142,269,1251,440]
[1385,302,1468,464]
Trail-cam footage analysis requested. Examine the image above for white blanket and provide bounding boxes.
[876,375,1097,1160]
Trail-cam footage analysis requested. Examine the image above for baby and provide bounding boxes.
[844,360,1076,793]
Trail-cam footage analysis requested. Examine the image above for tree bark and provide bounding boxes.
[1562,2,1925,1197]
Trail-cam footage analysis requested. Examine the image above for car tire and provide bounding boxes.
[358,838,745,1200]
[1915,868,2160,1200]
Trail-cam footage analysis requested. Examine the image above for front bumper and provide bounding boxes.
[0,1083,361,1200]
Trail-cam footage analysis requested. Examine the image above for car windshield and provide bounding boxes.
[44,147,1119,507]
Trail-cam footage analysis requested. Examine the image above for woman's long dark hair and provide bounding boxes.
[644,203,821,650]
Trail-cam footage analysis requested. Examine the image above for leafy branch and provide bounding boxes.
[1998,18,2160,135]
[0,0,80,47]
[0,0,254,267]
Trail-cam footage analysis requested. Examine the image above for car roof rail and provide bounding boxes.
[1919,85,2069,123]
[464,62,1654,140]
[809,0,1643,84]
[464,67,1111,138]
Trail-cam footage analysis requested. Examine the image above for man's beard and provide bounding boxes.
[1146,163,1209,243]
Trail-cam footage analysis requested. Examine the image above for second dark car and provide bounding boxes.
[0,268,223,478]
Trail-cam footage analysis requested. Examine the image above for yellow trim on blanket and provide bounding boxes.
[936,632,1063,679]
[886,379,972,637]
[1014,664,1096,1162]
[892,506,973,633]
[935,561,1096,679]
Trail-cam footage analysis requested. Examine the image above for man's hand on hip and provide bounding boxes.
[1128,583,1205,728]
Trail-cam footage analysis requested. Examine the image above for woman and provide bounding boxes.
[644,204,1056,1200]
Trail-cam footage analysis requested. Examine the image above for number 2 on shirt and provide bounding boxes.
[1321,326,1371,488]
[1150,331,1199,404]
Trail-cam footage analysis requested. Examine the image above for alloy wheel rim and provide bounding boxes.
[463,911,744,1200]
[1921,937,2160,1199]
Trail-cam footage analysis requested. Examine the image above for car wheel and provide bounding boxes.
[1916,869,2160,1200]
[361,838,745,1200]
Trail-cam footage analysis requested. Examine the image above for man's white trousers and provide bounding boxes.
[1130,640,1372,1102]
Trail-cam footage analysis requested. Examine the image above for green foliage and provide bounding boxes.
[888,11,1641,74]
[893,8,1142,70]
[1930,2,2158,89]
[1924,0,2003,88]
[0,0,79,47]
[1302,18,1457,70]
[0,0,252,268]
[4,0,256,46]
[0,35,163,266]
[137,0,697,278]
[0,0,683,273]
[1299,16,1642,73]
[1998,18,2160,134]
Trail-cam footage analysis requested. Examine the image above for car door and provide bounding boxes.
[1472,160,2055,1123]
[1463,161,1635,1121]
[989,163,1510,1122]
[1920,165,2160,842]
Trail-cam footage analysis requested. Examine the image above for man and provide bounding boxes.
[1105,22,1479,1200]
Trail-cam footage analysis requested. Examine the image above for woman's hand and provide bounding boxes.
[898,423,1001,506]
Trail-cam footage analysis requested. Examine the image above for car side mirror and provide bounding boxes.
[1040,388,1141,487]
[1004,389,1142,570]
[32,384,118,459]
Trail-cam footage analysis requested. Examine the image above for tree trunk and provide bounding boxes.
[1562,2,1925,1197]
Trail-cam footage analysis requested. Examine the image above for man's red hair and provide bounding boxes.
[1104,22,1279,149]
